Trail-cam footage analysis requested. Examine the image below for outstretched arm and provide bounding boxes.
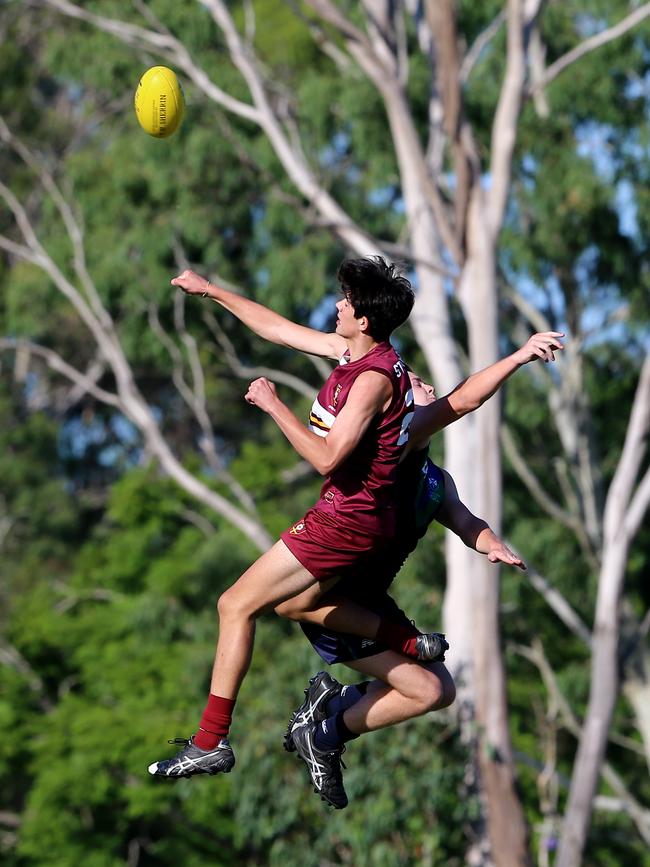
[171,269,347,360]
[408,331,564,448]
[435,470,526,570]
[245,370,391,476]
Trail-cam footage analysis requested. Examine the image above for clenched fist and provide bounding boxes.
[245,377,278,413]
[171,269,211,297]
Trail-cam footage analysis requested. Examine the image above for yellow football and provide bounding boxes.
[134,66,185,138]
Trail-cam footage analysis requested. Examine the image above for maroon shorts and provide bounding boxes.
[280,505,388,581]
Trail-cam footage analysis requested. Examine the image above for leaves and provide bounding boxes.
[1,1,650,865]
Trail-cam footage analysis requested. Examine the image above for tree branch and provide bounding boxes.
[201,0,381,256]
[0,812,20,829]
[0,177,122,364]
[501,424,577,529]
[307,0,461,264]
[39,0,261,122]
[604,353,650,545]
[285,0,353,71]
[460,11,506,84]
[523,566,592,647]
[0,644,53,712]
[625,463,650,539]
[149,300,259,517]
[0,135,272,550]
[202,310,317,399]
[488,0,544,237]
[0,115,112,328]
[513,640,650,844]
[0,338,122,408]
[530,3,650,95]
[179,508,217,538]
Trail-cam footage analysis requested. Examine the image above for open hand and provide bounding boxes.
[487,541,527,571]
[514,332,565,365]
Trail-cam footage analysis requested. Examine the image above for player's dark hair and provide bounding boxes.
[337,256,414,342]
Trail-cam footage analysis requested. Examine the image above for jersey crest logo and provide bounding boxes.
[289,521,306,535]
[331,383,343,409]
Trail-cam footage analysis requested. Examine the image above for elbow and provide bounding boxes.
[316,458,337,476]
[313,449,343,477]
[451,397,480,417]
[452,397,483,416]
[305,457,331,476]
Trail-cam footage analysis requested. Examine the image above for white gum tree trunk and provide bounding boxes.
[455,188,531,867]
[556,356,650,867]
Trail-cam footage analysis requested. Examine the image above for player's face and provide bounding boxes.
[409,371,436,406]
[335,295,361,337]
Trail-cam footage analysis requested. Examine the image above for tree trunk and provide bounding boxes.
[557,356,650,866]
[555,568,623,867]
[458,190,532,867]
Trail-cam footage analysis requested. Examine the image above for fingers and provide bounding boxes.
[170,268,191,286]
[170,269,206,294]
[245,380,260,405]
[244,377,275,407]
[488,548,526,570]
[529,332,565,363]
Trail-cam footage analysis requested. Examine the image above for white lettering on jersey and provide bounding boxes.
[397,387,414,446]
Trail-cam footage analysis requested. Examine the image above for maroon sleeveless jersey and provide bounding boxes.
[308,341,414,536]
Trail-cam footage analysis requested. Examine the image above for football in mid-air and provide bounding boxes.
[134,66,185,138]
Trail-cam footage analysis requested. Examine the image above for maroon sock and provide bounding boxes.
[193,694,236,750]
[375,619,421,659]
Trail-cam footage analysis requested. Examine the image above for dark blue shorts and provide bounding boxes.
[300,592,412,665]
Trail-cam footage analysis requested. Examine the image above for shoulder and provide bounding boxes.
[430,462,446,486]
[440,468,459,498]
[346,369,393,408]
[352,368,394,394]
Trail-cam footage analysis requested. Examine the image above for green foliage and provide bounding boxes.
[0,433,475,866]
[1,1,650,865]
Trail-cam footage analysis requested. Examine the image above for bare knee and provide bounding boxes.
[419,678,445,714]
[217,586,255,622]
[393,671,442,715]
[216,588,234,620]
[409,668,456,714]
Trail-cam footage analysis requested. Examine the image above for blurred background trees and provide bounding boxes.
[1,1,649,865]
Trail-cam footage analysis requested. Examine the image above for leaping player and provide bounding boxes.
[149,256,422,779]
[276,332,563,807]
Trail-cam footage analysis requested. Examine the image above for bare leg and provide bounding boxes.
[275,585,428,661]
[210,540,321,698]
[148,540,327,778]
[275,584,383,639]
[341,651,456,733]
